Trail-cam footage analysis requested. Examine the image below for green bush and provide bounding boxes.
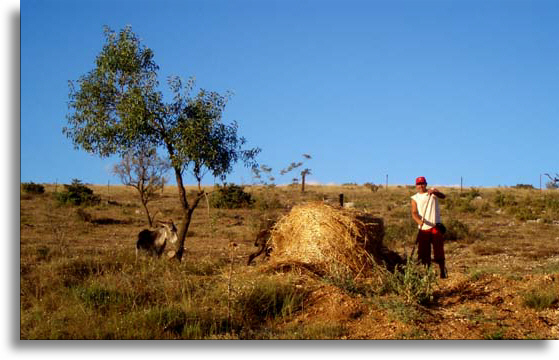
[513,193,559,222]
[209,183,254,209]
[510,207,539,221]
[484,327,507,340]
[282,323,349,339]
[497,194,554,221]
[21,182,45,194]
[364,182,380,192]
[234,278,308,326]
[493,191,517,208]
[379,259,437,305]
[460,188,481,201]
[322,263,370,296]
[443,195,476,213]
[376,297,425,324]
[522,288,558,311]
[72,284,126,313]
[143,306,231,338]
[56,179,101,206]
[384,222,416,248]
[513,184,535,190]
[445,218,470,241]
[253,194,284,210]
[542,194,559,212]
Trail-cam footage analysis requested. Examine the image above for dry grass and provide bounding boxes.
[19,183,559,339]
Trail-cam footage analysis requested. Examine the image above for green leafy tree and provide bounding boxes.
[64,26,260,261]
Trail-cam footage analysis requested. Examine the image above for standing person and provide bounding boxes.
[410,176,447,278]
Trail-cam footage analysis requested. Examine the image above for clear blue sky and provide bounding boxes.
[21,0,558,188]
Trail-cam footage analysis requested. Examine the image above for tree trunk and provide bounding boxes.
[174,197,205,261]
[172,166,190,262]
[301,172,306,193]
[170,167,205,262]
[174,209,192,261]
[141,199,153,227]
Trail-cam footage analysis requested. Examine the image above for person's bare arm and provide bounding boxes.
[428,188,446,199]
[411,199,423,226]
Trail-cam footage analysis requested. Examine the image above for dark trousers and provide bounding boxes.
[417,227,445,267]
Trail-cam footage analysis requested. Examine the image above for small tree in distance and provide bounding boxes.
[113,147,170,227]
[544,173,559,190]
[253,154,312,192]
[300,168,311,193]
[284,154,311,192]
[252,164,275,186]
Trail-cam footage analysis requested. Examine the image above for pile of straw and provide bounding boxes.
[269,202,388,275]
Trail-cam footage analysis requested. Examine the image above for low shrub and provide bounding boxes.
[378,259,437,305]
[384,222,416,248]
[254,194,284,210]
[513,184,535,190]
[460,188,481,201]
[484,327,507,340]
[21,182,45,194]
[322,263,370,296]
[510,206,539,221]
[522,288,559,311]
[444,218,470,241]
[513,193,559,222]
[72,284,127,314]
[56,179,101,206]
[457,306,486,323]
[209,183,254,209]
[234,277,309,326]
[376,297,425,324]
[143,306,232,338]
[144,306,188,335]
[443,194,476,213]
[76,208,93,223]
[493,191,517,208]
[282,323,349,339]
[364,182,380,192]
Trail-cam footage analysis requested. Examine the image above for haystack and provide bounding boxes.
[269,202,394,276]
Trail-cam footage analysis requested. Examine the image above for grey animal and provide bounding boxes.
[136,220,178,258]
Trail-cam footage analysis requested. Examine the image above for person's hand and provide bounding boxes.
[427,188,438,195]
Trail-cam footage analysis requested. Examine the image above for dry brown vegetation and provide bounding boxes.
[20,183,559,339]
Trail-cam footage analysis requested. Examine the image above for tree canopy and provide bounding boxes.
[64,26,260,261]
[65,26,161,157]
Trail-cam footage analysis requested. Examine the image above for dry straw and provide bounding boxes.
[269,202,386,276]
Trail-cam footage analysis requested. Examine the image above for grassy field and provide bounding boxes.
[20,183,559,339]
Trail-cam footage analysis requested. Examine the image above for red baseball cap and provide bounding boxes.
[415,176,427,185]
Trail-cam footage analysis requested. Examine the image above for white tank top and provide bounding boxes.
[411,192,440,230]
